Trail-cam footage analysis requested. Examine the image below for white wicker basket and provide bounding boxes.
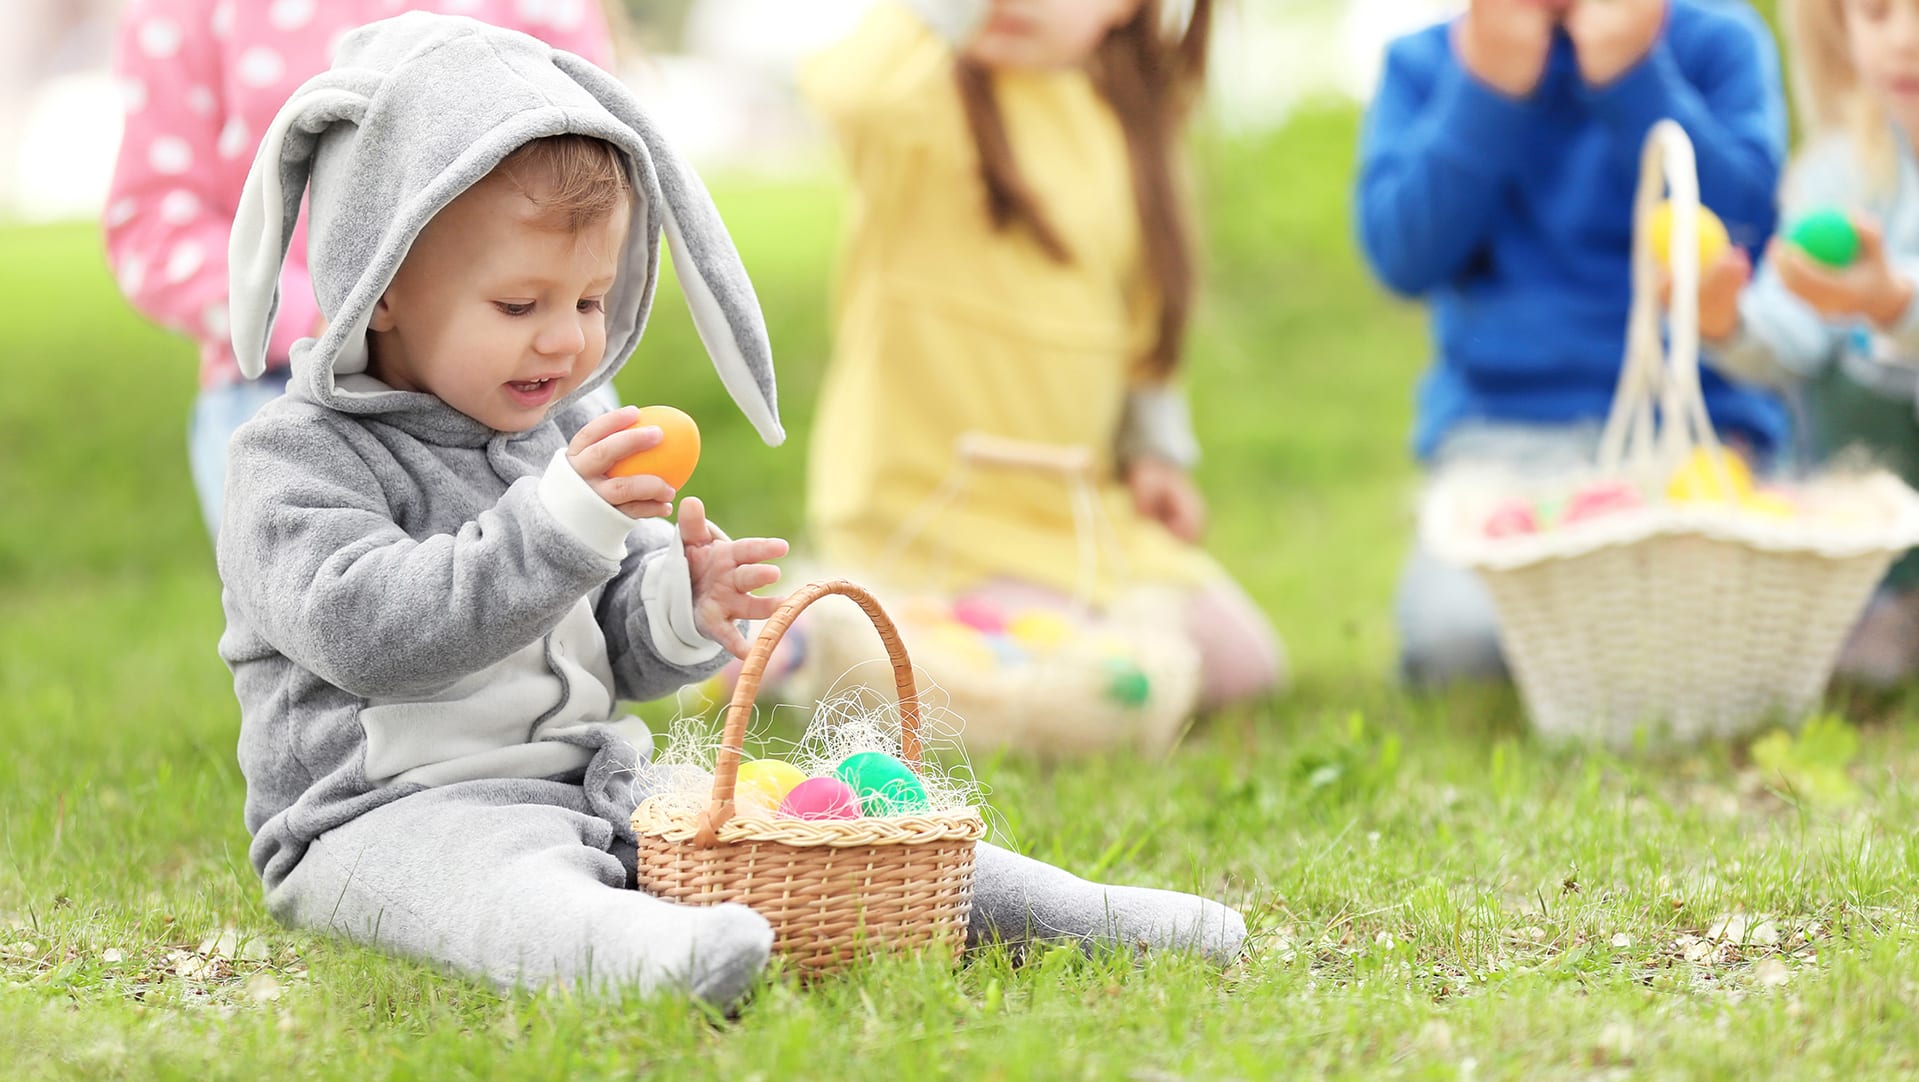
[1423,120,1919,746]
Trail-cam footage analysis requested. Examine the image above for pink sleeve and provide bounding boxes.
[103,0,239,355]
[534,2,616,69]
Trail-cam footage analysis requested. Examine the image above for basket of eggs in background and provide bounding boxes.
[1421,120,1919,747]
[632,579,986,975]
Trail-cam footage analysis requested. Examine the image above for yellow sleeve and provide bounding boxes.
[798,3,961,150]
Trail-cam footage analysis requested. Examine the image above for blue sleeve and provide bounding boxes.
[1355,33,1540,296]
[1581,10,1788,254]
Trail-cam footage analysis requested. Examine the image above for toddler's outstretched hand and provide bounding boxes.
[1127,457,1206,544]
[678,496,788,659]
[1770,220,1916,330]
[568,406,676,519]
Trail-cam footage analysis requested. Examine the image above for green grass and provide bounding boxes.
[6,107,1919,1078]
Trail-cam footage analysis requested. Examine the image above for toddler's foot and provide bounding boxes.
[966,842,1246,966]
[596,893,774,1006]
[1835,590,1919,689]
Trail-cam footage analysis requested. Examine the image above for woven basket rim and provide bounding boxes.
[632,796,986,848]
[1425,471,1919,571]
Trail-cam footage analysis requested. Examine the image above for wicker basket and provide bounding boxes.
[632,579,985,974]
[1422,120,1919,746]
[787,432,1203,759]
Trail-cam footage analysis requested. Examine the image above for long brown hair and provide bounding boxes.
[955,0,1214,379]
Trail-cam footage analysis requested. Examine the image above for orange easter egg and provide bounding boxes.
[609,405,701,489]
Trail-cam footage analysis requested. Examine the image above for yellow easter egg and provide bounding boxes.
[925,623,998,670]
[736,758,808,813]
[1739,491,1797,520]
[1007,610,1072,651]
[1667,448,1753,503]
[1648,200,1731,271]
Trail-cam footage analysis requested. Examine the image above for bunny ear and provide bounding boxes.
[552,53,784,447]
[228,74,376,379]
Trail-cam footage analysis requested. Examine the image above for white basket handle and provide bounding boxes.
[1596,120,1735,498]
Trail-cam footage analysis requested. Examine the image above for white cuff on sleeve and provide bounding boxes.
[640,539,726,666]
[538,448,634,561]
[1117,385,1202,469]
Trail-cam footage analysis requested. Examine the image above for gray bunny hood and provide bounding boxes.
[227,12,782,445]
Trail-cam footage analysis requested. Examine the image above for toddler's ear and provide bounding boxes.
[368,294,397,334]
[228,70,380,380]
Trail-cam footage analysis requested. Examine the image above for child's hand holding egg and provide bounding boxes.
[566,405,696,519]
[610,405,702,489]
[1771,210,1916,327]
[1648,200,1730,273]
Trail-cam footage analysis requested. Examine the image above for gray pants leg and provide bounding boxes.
[268,780,772,1004]
[966,842,1247,966]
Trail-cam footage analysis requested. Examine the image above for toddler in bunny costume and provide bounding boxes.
[217,13,1245,1007]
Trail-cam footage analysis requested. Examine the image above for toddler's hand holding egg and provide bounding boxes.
[566,405,689,519]
[610,404,702,489]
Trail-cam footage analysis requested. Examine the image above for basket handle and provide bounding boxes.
[692,579,922,845]
[1596,119,1736,498]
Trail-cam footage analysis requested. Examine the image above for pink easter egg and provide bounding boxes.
[777,777,862,821]
[1482,499,1539,538]
[1562,480,1643,525]
[951,596,1007,634]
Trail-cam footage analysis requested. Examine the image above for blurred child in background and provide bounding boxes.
[799,0,1284,711]
[1697,0,1919,686]
[1357,0,1790,687]
[105,0,618,537]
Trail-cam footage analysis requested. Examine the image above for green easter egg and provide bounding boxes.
[1104,658,1151,707]
[834,751,930,815]
[1788,207,1860,268]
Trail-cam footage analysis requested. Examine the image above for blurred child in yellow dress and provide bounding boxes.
[797,0,1285,711]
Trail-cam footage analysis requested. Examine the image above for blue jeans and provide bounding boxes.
[1395,421,1605,688]
[189,371,294,539]
[189,372,621,539]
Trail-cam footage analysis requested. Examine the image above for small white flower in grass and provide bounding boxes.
[246,972,283,1002]
[138,18,183,58]
[149,136,193,176]
[102,948,125,964]
[1610,932,1632,948]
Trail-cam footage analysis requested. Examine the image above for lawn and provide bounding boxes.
[5,107,1919,1079]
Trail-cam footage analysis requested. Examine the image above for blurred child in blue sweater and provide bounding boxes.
[1357,0,1790,686]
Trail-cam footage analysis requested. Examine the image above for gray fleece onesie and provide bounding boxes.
[218,13,1245,1008]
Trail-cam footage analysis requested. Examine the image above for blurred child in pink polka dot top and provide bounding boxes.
[104,0,616,534]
